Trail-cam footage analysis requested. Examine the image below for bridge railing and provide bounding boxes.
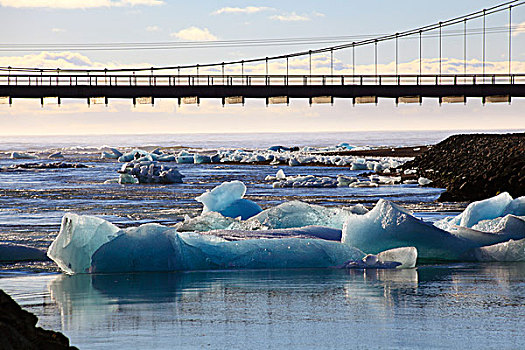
[0,74,524,87]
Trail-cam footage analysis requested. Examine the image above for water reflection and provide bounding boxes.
[42,264,525,349]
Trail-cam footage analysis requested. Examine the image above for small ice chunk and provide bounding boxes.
[276,169,286,179]
[48,152,64,159]
[195,181,262,220]
[289,158,300,166]
[418,177,432,186]
[340,247,417,269]
[11,152,38,159]
[377,246,417,269]
[119,173,139,184]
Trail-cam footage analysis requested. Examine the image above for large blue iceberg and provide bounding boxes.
[47,213,417,274]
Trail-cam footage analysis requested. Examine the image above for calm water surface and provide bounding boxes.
[1,264,524,349]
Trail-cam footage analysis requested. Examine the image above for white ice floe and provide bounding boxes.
[418,177,433,186]
[196,181,262,220]
[11,151,38,159]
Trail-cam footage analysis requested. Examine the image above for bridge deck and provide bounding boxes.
[1,74,524,99]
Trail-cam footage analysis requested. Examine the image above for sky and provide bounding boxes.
[0,0,524,135]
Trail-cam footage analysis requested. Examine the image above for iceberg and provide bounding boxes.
[47,213,121,274]
[436,192,514,229]
[342,199,483,261]
[342,196,525,262]
[48,214,416,274]
[195,181,262,220]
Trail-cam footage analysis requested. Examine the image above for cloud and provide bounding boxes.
[51,28,65,33]
[270,12,311,22]
[513,21,525,37]
[0,0,164,9]
[145,25,161,32]
[0,51,153,70]
[170,27,217,41]
[212,6,274,15]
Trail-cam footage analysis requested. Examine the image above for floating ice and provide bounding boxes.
[0,244,49,262]
[47,213,121,274]
[118,173,139,184]
[343,197,525,261]
[342,199,483,261]
[117,161,184,184]
[47,213,420,274]
[176,200,368,233]
[196,181,262,220]
[435,192,520,230]
[337,175,358,187]
[90,229,365,273]
[470,238,525,262]
[48,152,64,159]
[418,177,432,186]
[340,247,417,269]
[271,175,338,188]
[194,154,211,164]
[11,151,38,159]
[247,200,368,230]
[101,148,122,159]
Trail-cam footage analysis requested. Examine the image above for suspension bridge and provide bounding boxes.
[0,1,524,107]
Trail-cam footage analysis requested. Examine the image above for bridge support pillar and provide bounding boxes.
[354,96,378,105]
[483,95,511,104]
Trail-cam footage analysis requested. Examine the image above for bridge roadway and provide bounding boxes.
[1,74,524,103]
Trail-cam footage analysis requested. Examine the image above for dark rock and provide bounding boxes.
[400,133,525,202]
[0,289,77,350]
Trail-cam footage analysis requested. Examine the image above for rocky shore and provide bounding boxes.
[0,289,77,350]
[401,133,525,202]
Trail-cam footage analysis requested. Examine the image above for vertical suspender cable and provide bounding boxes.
[439,22,442,80]
[374,40,378,83]
[330,48,333,77]
[419,30,422,76]
[286,56,289,84]
[265,57,268,76]
[464,19,467,76]
[483,10,486,78]
[352,43,356,84]
[509,5,512,77]
[395,33,398,77]
[309,50,312,78]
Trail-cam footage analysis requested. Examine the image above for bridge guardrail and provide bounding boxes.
[0,74,523,87]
